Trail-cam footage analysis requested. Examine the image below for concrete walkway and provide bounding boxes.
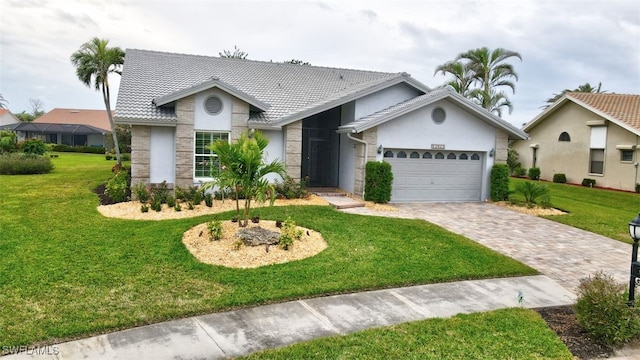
[4,276,573,360]
[344,202,631,293]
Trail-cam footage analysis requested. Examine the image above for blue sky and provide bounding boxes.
[1,0,638,127]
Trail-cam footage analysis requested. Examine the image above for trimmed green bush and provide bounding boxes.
[514,166,527,178]
[582,178,596,187]
[50,144,105,154]
[120,153,131,161]
[20,139,47,156]
[364,161,393,204]
[528,167,540,180]
[490,164,510,201]
[0,153,54,175]
[553,173,567,183]
[574,271,640,347]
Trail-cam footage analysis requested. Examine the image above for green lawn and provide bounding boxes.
[0,153,535,347]
[241,308,573,360]
[510,177,640,243]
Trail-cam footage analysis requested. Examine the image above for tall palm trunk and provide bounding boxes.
[102,83,121,165]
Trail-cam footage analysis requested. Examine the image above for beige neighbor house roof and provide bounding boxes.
[523,92,640,135]
[34,108,112,132]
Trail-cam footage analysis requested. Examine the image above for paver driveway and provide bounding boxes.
[343,202,630,293]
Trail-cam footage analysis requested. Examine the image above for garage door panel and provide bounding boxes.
[385,149,483,202]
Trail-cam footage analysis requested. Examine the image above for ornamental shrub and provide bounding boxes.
[279,217,302,250]
[514,166,527,178]
[574,271,640,347]
[364,161,393,204]
[274,175,309,199]
[20,139,47,156]
[514,181,550,207]
[553,173,567,183]
[0,130,17,154]
[490,164,510,201]
[528,167,541,180]
[105,169,130,203]
[0,153,54,175]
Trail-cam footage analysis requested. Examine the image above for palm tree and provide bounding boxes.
[71,38,125,164]
[433,60,475,97]
[0,94,7,109]
[433,47,521,116]
[206,130,285,227]
[543,82,606,108]
[457,47,522,114]
[471,89,513,118]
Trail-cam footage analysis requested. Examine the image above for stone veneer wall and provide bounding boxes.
[130,125,150,187]
[284,121,302,180]
[352,128,378,197]
[494,129,509,164]
[175,95,195,188]
[231,98,249,141]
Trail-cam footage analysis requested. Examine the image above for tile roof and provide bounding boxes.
[339,86,527,139]
[567,92,640,131]
[115,49,423,124]
[34,108,112,132]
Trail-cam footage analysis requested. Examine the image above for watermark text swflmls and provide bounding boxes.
[2,345,60,356]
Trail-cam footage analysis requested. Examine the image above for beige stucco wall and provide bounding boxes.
[231,98,249,141]
[512,102,639,191]
[494,129,509,164]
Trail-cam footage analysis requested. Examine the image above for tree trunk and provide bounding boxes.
[102,84,121,165]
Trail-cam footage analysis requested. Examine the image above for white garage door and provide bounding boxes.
[384,149,483,202]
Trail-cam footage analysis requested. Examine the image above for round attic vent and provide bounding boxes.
[204,96,223,115]
[432,107,446,124]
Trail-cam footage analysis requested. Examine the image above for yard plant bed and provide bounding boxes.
[0,153,535,348]
[182,220,327,268]
[535,306,612,359]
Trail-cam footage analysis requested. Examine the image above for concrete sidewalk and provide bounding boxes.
[4,275,573,360]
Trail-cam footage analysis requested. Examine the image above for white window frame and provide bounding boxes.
[194,131,230,180]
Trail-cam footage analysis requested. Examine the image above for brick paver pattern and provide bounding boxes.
[343,202,630,293]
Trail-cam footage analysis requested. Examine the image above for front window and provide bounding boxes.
[621,150,634,162]
[194,132,229,178]
[590,149,605,174]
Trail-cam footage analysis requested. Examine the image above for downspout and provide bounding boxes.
[347,131,368,198]
[635,136,639,192]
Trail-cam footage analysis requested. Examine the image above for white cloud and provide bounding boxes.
[0,0,638,127]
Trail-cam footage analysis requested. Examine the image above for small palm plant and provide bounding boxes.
[204,130,285,227]
[514,181,550,207]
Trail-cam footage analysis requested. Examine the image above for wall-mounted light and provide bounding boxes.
[377,145,383,154]
[489,148,495,157]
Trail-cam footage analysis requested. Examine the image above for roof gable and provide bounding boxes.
[523,93,640,136]
[115,49,429,125]
[338,86,527,140]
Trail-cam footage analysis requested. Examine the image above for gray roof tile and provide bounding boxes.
[115,49,410,124]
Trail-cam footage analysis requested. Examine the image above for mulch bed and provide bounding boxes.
[535,305,612,359]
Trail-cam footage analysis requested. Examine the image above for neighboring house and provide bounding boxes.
[512,92,640,192]
[0,109,19,126]
[10,108,112,147]
[115,49,526,202]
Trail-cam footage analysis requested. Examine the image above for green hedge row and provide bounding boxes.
[49,144,105,154]
[0,153,54,175]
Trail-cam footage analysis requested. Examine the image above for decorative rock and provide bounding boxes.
[236,227,280,247]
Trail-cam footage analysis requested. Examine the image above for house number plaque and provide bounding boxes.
[431,144,445,150]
